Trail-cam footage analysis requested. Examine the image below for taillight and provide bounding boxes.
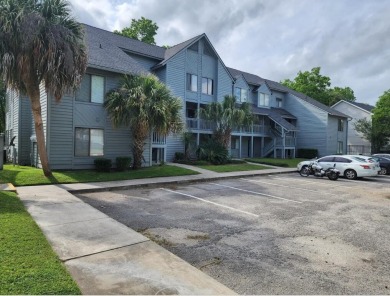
[360,165,370,169]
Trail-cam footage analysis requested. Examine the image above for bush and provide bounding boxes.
[196,140,230,165]
[116,156,132,171]
[94,158,112,172]
[297,148,318,159]
[173,152,185,162]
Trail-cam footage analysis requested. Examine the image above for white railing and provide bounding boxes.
[152,132,166,145]
[275,137,283,146]
[199,119,214,130]
[186,118,198,129]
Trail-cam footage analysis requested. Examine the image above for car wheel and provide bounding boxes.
[380,167,387,175]
[344,169,357,180]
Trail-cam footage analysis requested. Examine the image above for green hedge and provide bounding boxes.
[297,148,318,159]
[116,156,132,171]
[94,158,112,172]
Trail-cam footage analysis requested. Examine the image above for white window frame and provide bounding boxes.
[258,93,270,107]
[338,119,344,132]
[187,73,198,92]
[276,98,283,108]
[202,77,213,95]
[235,87,247,103]
[75,128,104,157]
[76,74,105,104]
[337,141,343,154]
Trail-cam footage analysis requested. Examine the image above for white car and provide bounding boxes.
[297,155,380,180]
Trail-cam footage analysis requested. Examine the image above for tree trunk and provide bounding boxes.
[27,84,52,177]
[132,123,148,170]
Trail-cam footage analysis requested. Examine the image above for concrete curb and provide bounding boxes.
[68,170,296,194]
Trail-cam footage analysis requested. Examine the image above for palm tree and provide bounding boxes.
[0,0,87,176]
[105,74,183,169]
[199,95,254,149]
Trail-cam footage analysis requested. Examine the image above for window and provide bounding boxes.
[337,141,343,154]
[334,157,351,163]
[258,93,270,107]
[75,128,104,156]
[318,156,334,162]
[76,74,105,103]
[338,119,344,131]
[235,87,247,102]
[276,98,283,108]
[202,77,213,95]
[186,74,198,92]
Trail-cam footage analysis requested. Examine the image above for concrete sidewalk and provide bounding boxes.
[16,165,296,295]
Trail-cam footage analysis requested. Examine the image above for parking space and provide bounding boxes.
[77,174,390,294]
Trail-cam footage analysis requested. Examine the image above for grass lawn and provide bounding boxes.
[197,163,269,173]
[0,191,80,295]
[245,157,307,168]
[0,164,199,186]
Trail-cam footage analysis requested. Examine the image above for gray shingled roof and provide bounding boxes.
[348,101,375,113]
[152,34,203,69]
[83,24,164,75]
[228,68,348,118]
[251,106,299,131]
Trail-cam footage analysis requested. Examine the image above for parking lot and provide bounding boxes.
[77,173,390,294]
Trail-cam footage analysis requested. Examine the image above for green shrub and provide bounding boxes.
[297,148,318,159]
[116,156,132,171]
[173,152,185,162]
[94,158,112,172]
[196,140,230,165]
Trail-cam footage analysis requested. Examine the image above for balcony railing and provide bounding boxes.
[186,118,198,129]
[152,131,166,145]
[185,118,272,136]
[285,136,295,147]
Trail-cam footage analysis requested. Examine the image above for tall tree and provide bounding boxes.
[372,89,390,150]
[105,74,183,169]
[199,95,254,149]
[114,17,158,45]
[281,67,355,106]
[354,90,390,153]
[0,80,5,133]
[0,0,87,176]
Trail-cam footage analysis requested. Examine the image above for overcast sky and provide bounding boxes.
[69,0,390,106]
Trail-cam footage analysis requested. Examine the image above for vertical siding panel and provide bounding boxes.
[165,51,186,161]
[124,52,159,70]
[284,93,328,156]
[49,94,74,169]
[332,101,371,147]
[217,61,233,102]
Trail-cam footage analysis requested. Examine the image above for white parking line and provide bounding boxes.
[209,183,302,204]
[161,188,259,218]
[270,176,355,188]
[240,178,338,195]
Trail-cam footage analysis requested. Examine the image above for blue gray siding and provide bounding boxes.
[217,60,233,101]
[326,116,347,155]
[284,93,328,156]
[125,52,159,70]
[47,68,132,169]
[332,101,371,147]
[165,50,186,161]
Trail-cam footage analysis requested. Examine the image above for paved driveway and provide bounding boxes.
[77,174,390,294]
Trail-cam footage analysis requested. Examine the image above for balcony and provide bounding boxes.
[152,132,166,145]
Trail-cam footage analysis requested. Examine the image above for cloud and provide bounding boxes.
[69,0,390,105]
